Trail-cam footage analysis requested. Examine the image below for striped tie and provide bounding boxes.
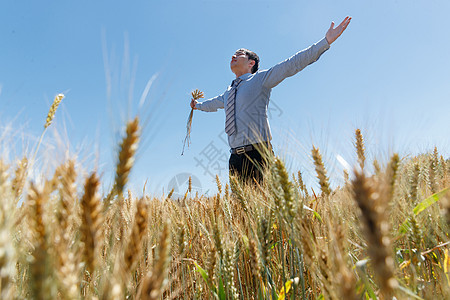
[225,78,242,136]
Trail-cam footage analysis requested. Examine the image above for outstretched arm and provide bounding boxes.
[325,16,351,44]
[192,94,225,112]
[261,38,330,89]
[261,16,351,89]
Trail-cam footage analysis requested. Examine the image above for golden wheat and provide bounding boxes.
[312,145,331,196]
[2,114,450,299]
[44,93,65,129]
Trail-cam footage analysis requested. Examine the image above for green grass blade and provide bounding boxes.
[413,187,449,215]
[194,261,209,283]
[398,187,449,235]
[194,261,218,297]
[218,277,226,300]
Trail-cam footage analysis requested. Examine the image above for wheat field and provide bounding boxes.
[0,98,449,299]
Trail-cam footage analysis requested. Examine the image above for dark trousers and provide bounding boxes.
[229,143,272,183]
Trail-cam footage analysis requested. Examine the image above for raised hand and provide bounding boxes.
[326,16,351,45]
[190,99,198,110]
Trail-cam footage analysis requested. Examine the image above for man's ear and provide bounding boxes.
[248,60,255,69]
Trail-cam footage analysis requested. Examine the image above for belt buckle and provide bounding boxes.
[236,147,245,155]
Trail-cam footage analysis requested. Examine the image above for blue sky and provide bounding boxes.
[1,0,449,196]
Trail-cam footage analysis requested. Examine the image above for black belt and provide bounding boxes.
[230,143,270,155]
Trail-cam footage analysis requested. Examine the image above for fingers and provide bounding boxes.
[190,99,197,110]
[341,17,351,33]
[332,16,351,37]
[339,16,351,29]
[329,21,335,30]
[326,16,351,44]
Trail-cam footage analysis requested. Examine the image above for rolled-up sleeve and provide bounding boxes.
[261,37,330,89]
[195,93,225,112]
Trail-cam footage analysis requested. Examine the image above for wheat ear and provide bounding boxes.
[207,244,217,286]
[11,156,28,202]
[167,188,174,200]
[28,182,52,300]
[249,239,262,289]
[105,117,140,210]
[297,170,309,197]
[355,129,365,170]
[352,170,397,298]
[137,222,171,300]
[312,145,331,196]
[330,222,358,300]
[80,172,101,274]
[54,161,80,299]
[215,175,222,194]
[409,162,420,204]
[32,93,65,163]
[275,158,295,220]
[373,159,381,175]
[188,176,192,194]
[56,160,77,241]
[124,197,148,273]
[429,147,439,193]
[0,161,15,299]
[230,175,248,213]
[44,93,65,128]
[386,153,400,200]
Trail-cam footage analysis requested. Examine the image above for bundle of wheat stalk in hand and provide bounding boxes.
[182,89,204,155]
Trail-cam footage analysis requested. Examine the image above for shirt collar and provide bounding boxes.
[238,73,252,80]
[231,73,252,86]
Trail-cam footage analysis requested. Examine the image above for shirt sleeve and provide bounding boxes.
[195,93,225,112]
[261,37,330,89]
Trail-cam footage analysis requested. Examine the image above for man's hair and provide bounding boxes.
[237,48,259,74]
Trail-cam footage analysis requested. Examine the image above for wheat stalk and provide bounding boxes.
[181,89,204,155]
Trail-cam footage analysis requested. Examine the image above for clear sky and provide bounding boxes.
[1,0,449,197]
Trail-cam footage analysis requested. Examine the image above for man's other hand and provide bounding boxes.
[326,16,351,45]
[190,99,198,110]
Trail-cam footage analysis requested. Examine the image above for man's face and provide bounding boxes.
[230,50,252,74]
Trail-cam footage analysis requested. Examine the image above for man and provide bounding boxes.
[191,17,351,182]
